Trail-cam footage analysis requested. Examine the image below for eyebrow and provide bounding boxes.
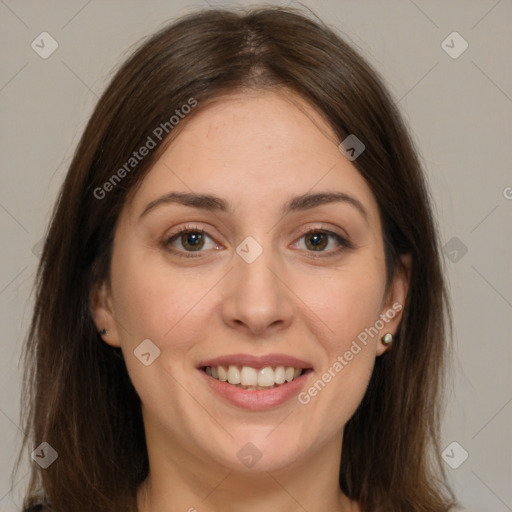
[139,191,369,224]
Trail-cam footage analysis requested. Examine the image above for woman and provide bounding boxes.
[15,5,458,511]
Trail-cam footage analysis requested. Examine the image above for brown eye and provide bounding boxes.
[177,231,206,251]
[304,232,329,251]
[163,226,219,258]
[294,228,353,257]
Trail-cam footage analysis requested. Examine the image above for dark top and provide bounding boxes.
[24,504,51,511]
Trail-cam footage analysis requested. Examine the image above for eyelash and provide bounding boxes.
[162,224,354,259]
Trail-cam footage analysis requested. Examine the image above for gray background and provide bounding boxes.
[1,1,511,511]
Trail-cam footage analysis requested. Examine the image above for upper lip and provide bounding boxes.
[197,353,313,370]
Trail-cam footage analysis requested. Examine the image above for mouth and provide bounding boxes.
[199,364,314,391]
[196,353,314,409]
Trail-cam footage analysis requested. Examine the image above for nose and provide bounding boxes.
[221,240,294,337]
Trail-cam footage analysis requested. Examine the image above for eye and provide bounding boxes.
[293,228,353,257]
[162,224,220,258]
[162,225,353,259]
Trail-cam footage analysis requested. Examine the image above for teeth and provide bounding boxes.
[241,366,258,386]
[204,364,306,388]
[218,365,228,382]
[227,365,241,385]
[258,367,274,387]
[274,366,286,384]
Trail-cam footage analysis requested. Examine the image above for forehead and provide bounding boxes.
[125,89,380,226]
[168,90,340,167]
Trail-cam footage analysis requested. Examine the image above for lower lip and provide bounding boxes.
[198,368,313,411]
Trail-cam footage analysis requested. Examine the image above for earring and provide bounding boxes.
[381,333,393,345]
[98,328,108,336]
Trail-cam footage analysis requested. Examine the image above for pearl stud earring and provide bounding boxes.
[381,333,393,345]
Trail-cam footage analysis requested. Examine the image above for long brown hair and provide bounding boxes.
[14,5,458,511]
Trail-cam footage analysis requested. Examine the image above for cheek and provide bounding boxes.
[110,252,205,401]
[293,260,386,352]
[110,240,204,347]
[294,267,385,428]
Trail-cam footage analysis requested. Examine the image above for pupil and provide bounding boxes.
[308,233,326,250]
[184,232,203,249]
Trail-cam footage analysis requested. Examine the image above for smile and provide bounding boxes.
[201,365,309,390]
[198,366,314,410]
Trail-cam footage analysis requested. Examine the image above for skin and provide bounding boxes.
[91,88,410,512]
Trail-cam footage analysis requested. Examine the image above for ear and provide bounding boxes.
[376,253,411,356]
[89,281,121,348]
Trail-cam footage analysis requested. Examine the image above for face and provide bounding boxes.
[91,89,409,475]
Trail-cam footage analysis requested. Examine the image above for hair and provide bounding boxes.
[14,4,458,512]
